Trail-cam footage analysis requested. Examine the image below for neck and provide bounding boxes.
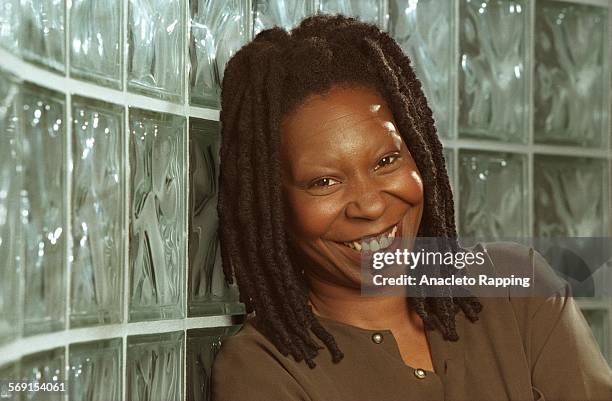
[307,272,415,331]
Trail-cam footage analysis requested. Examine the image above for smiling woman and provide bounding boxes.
[212,14,612,401]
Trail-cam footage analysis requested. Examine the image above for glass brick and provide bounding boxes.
[20,0,65,72]
[459,150,527,238]
[580,309,609,364]
[20,348,65,401]
[69,338,122,401]
[0,0,20,54]
[459,0,529,143]
[0,70,22,345]
[186,326,241,401]
[127,331,184,401]
[129,108,186,321]
[319,0,384,27]
[189,119,242,317]
[388,0,454,138]
[70,0,123,89]
[253,0,314,35]
[190,0,251,108]
[21,83,66,336]
[534,2,608,147]
[71,97,124,327]
[0,362,20,400]
[534,155,607,237]
[128,0,184,101]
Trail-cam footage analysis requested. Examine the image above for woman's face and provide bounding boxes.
[280,84,424,288]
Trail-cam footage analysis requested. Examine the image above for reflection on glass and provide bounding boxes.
[0,0,20,54]
[459,150,527,238]
[459,0,528,142]
[20,0,65,72]
[127,331,184,401]
[70,0,122,88]
[319,0,383,26]
[534,2,608,147]
[71,97,124,327]
[186,326,241,401]
[0,70,21,344]
[388,0,453,138]
[129,108,185,321]
[21,348,64,401]
[254,0,314,35]
[534,155,606,237]
[190,0,250,107]
[0,362,19,400]
[128,0,184,101]
[189,119,242,316]
[69,339,122,401]
[22,83,65,336]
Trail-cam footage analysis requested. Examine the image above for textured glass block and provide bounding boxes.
[186,326,241,401]
[254,0,314,35]
[388,0,453,138]
[189,119,242,317]
[0,0,20,53]
[22,83,65,335]
[21,348,65,401]
[319,0,383,26]
[581,309,609,363]
[459,150,527,238]
[69,338,122,401]
[534,2,608,147]
[70,0,122,88]
[0,362,19,400]
[190,0,251,107]
[71,97,124,327]
[20,0,65,72]
[127,331,184,401]
[0,70,22,345]
[128,0,184,101]
[534,156,607,237]
[459,0,528,143]
[129,109,186,321]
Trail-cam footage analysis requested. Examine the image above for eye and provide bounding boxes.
[308,177,340,189]
[375,153,400,170]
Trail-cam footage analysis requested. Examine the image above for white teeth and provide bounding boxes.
[342,223,399,252]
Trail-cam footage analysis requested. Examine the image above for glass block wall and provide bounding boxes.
[0,0,610,400]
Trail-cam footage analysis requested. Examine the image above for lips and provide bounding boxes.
[338,222,401,253]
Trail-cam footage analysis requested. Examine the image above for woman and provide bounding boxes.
[212,14,611,401]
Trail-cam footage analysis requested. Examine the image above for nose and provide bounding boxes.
[345,177,386,220]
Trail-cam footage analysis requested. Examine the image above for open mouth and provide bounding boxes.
[339,222,401,253]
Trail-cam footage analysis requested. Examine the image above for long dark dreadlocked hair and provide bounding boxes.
[217,14,482,368]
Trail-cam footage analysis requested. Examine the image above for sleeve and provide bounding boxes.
[211,335,313,401]
[528,266,612,400]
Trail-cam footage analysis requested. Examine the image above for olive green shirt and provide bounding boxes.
[212,242,612,401]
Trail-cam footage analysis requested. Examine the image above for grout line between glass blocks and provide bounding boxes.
[0,315,235,367]
[528,0,536,238]
[121,0,129,398]
[64,1,72,397]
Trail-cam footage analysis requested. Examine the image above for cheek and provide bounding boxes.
[387,168,424,205]
[285,192,340,240]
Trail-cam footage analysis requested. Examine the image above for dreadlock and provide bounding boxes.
[217,14,482,368]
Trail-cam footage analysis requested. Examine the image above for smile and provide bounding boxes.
[340,223,399,252]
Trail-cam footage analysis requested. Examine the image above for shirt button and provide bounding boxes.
[371,333,383,344]
[414,368,427,379]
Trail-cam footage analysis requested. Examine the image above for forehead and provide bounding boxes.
[280,85,396,148]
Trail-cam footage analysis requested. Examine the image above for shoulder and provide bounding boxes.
[212,318,312,401]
